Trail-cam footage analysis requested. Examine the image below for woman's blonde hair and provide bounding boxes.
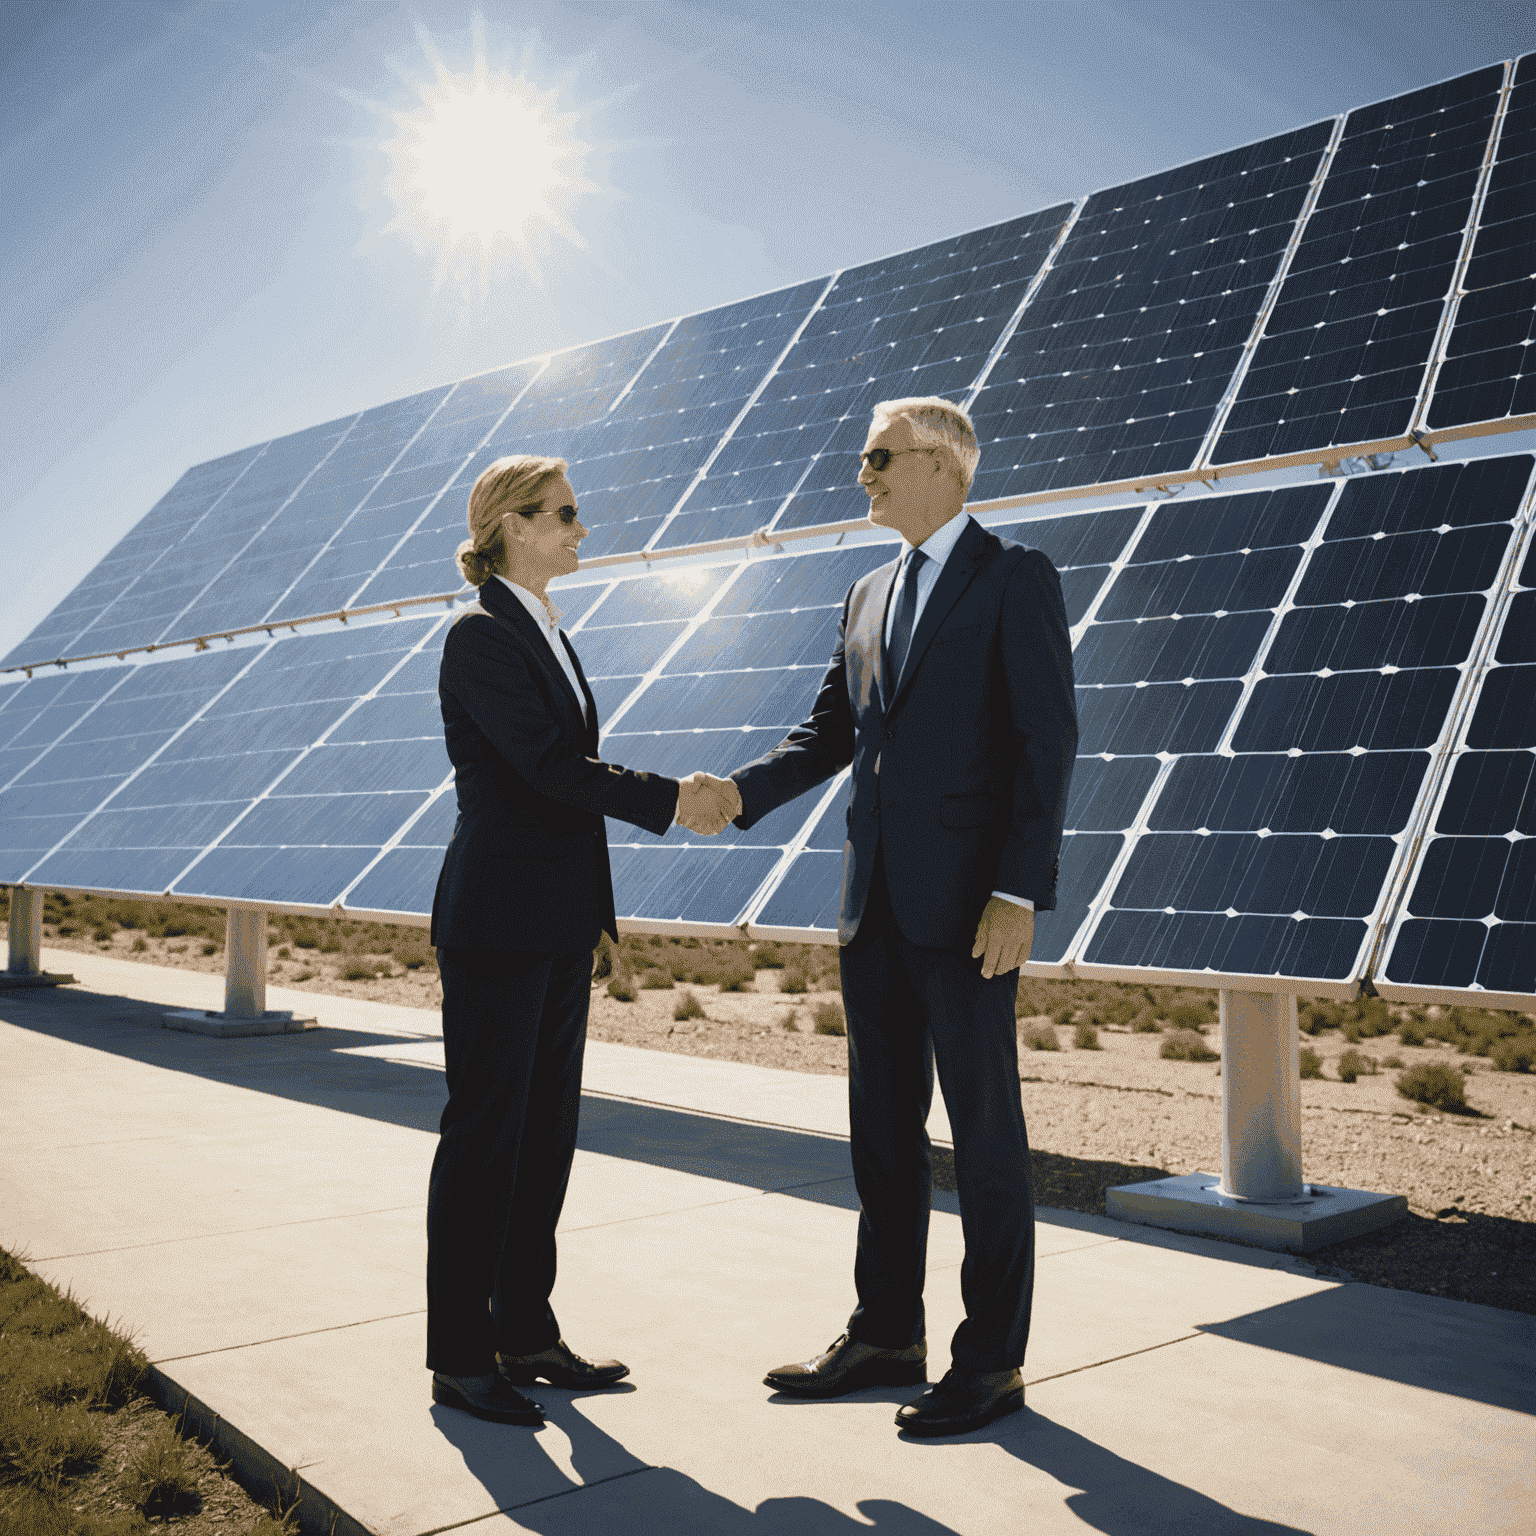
[455,454,569,586]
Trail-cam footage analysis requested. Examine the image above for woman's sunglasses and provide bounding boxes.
[512,505,580,526]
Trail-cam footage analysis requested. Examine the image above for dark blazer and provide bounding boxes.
[431,577,678,954]
[732,517,1077,948]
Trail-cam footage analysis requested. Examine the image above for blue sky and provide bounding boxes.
[3,0,1533,659]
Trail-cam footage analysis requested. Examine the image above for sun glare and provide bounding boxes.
[383,42,594,287]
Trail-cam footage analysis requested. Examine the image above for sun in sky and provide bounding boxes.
[382,23,596,291]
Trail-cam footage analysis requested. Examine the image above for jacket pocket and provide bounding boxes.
[939,793,993,828]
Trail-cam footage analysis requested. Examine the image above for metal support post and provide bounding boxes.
[162,905,317,1038]
[1105,988,1406,1253]
[224,906,267,1019]
[1,887,74,989]
[8,887,43,974]
[1218,990,1303,1201]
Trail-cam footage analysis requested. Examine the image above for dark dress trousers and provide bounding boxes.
[427,576,677,1375]
[731,516,1077,1371]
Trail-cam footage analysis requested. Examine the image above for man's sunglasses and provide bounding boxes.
[859,447,933,472]
[511,505,580,526]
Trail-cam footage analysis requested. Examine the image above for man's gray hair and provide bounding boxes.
[871,396,980,493]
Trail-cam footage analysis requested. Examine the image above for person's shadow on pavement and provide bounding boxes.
[433,1382,967,1535]
[898,1405,1315,1536]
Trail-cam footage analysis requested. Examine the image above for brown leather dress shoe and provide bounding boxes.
[431,1372,545,1425]
[497,1338,630,1388]
[764,1331,928,1398]
[896,1368,1024,1436]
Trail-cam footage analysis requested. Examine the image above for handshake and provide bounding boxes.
[675,771,743,836]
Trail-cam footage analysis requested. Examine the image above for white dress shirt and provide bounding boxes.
[495,576,587,725]
[885,514,1034,913]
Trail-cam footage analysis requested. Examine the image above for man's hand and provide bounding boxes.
[676,771,742,836]
[972,896,1034,979]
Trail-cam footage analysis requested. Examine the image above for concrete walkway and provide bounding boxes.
[2,950,1531,1536]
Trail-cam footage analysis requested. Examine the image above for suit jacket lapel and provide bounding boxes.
[479,580,586,730]
[887,518,990,716]
[561,632,600,746]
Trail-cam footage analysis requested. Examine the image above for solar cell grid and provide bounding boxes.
[170,387,453,638]
[968,124,1334,502]
[656,207,1072,548]
[2,649,250,889]
[600,540,896,925]
[1079,457,1526,987]
[0,446,268,672]
[1427,54,1536,430]
[1214,64,1504,465]
[1382,465,1536,999]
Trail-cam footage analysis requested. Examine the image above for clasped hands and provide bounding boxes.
[676,771,742,836]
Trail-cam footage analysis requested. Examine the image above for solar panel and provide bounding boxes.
[1213,65,1505,465]
[6,56,1536,1012]
[1072,453,1531,990]
[667,207,1072,546]
[1424,53,1536,431]
[0,445,264,671]
[22,618,446,905]
[971,124,1332,498]
[1377,471,1536,1003]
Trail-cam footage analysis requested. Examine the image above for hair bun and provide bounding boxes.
[456,539,494,586]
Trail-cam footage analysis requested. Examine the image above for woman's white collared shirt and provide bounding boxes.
[494,576,588,724]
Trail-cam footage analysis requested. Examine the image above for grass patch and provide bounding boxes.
[1337,1048,1378,1083]
[673,990,704,1021]
[1024,1025,1060,1052]
[639,970,675,990]
[1160,1029,1219,1063]
[606,977,637,1003]
[812,1002,846,1036]
[1299,1047,1324,1079]
[1073,1022,1101,1050]
[778,968,809,994]
[0,1247,298,1534]
[1396,1062,1468,1113]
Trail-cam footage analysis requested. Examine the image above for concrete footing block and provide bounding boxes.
[162,1009,319,1039]
[1106,1170,1407,1254]
[0,971,76,988]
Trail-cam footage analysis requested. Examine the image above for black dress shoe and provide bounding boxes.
[431,1372,545,1425]
[764,1331,927,1398]
[896,1368,1024,1436]
[498,1338,630,1388]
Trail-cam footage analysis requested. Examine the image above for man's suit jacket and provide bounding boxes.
[732,517,1077,948]
[431,577,678,954]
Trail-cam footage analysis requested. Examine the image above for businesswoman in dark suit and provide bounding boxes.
[426,454,733,1426]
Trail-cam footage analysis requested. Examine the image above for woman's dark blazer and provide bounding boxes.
[430,577,678,955]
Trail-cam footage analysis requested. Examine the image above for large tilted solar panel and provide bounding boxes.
[1378,499,1536,1004]
[9,56,1536,684]
[1214,66,1504,465]
[1425,53,1536,431]
[968,122,1332,499]
[1072,453,1533,992]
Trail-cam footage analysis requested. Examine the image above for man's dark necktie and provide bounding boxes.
[884,547,928,705]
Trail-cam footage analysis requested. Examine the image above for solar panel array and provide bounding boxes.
[4,54,1535,1004]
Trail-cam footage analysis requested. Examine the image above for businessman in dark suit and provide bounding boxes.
[427,454,734,1426]
[707,397,1077,1436]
